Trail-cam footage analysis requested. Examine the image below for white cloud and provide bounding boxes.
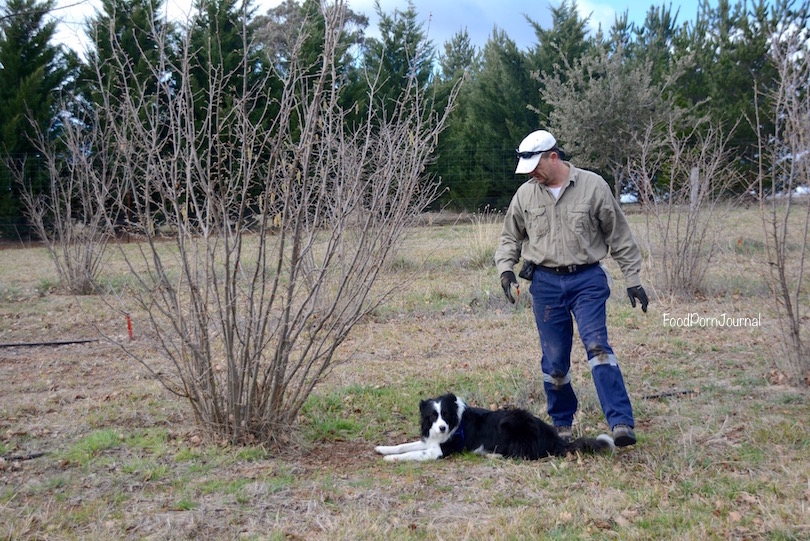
[571,0,618,34]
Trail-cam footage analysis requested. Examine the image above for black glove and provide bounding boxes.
[627,286,649,313]
[500,271,519,304]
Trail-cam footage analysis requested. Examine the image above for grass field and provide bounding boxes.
[1,208,809,540]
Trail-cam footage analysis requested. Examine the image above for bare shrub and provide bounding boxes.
[12,114,112,295]
[630,118,742,296]
[58,1,458,443]
[754,26,810,384]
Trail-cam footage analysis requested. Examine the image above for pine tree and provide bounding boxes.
[251,0,366,139]
[631,3,680,84]
[524,0,593,138]
[252,0,366,78]
[432,28,482,210]
[666,0,809,185]
[442,28,537,209]
[188,0,252,116]
[349,0,435,123]
[526,0,592,77]
[83,0,172,105]
[437,27,479,82]
[0,0,76,236]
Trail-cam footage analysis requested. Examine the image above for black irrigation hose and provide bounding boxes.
[641,389,697,400]
[0,339,98,348]
[2,452,45,461]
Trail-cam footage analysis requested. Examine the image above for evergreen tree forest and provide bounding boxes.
[0,0,808,237]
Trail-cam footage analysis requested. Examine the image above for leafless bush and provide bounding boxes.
[62,1,458,443]
[630,117,742,296]
[754,27,810,384]
[12,113,112,295]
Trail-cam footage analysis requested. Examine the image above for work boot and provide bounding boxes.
[612,424,637,447]
[555,425,573,443]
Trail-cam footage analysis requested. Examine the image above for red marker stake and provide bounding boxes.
[126,314,134,341]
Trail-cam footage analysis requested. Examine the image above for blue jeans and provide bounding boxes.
[529,264,634,430]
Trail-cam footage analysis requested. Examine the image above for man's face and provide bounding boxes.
[529,152,551,184]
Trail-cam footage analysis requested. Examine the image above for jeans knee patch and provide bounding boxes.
[588,353,618,369]
[543,371,571,388]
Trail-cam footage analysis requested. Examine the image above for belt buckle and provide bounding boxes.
[564,264,577,274]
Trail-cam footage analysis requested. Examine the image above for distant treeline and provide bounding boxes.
[1,0,807,237]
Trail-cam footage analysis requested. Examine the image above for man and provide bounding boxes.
[494,129,648,447]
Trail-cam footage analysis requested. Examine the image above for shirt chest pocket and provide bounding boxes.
[526,207,550,237]
[568,204,594,235]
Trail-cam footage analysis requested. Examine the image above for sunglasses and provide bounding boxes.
[515,149,548,160]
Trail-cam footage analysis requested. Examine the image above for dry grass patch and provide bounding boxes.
[1,212,809,539]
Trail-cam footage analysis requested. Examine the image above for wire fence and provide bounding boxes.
[0,148,539,243]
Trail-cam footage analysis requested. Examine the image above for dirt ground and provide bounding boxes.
[2,216,810,539]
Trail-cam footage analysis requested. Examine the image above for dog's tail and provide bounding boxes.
[566,433,615,454]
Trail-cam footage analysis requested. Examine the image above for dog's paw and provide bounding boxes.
[382,452,421,462]
[375,445,395,455]
[381,448,442,462]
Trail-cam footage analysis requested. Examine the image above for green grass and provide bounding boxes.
[234,445,270,462]
[125,428,169,454]
[198,478,251,496]
[300,372,559,444]
[174,446,203,462]
[34,277,60,295]
[264,470,297,494]
[121,458,170,481]
[11,371,808,539]
[95,272,148,295]
[63,429,122,466]
[171,499,199,511]
[0,284,22,302]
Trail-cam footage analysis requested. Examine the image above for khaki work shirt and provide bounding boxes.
[494,163,642,288]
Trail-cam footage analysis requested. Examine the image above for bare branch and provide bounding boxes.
[46,0,459,443]
[754,25,810,384]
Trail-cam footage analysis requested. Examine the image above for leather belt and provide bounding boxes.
[536,262,599,275]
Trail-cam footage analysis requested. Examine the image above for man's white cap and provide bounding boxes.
[515,130,557,174]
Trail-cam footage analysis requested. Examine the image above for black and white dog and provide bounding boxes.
[375,393,614,461]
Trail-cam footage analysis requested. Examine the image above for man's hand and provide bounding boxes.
[627,286,649,313]
[501,271,519,304]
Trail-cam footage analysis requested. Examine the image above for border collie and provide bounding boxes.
[375,393,614,461]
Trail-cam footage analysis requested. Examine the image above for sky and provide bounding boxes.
[47,0,706,57]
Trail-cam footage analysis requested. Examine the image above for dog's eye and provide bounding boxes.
[441,410,448,418]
